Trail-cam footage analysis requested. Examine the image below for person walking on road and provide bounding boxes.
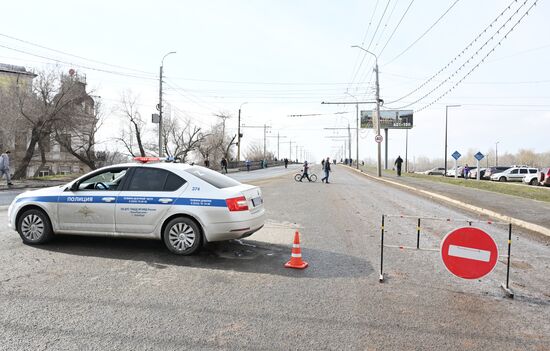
[220,157,228,174]
[245,159,251,172]
[394,155,404,176]
[299,161,312,182]
[321,158,325,169]
[0,150,13,186]
[464,164,470,179]
[321,157,331,183]
[284,158,288,168]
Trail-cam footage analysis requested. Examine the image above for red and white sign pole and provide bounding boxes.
[440,227,498,280]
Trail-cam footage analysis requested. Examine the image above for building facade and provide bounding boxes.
[0,63,96,178]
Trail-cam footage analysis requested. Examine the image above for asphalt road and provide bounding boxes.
[0,165,548,350]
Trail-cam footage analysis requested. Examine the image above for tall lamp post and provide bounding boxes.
[158,51,176,157]
[444,104,461,177]
[237,102,248,162]
[345,92,360,169]
[495,141,500,166]
[351,45,381,177]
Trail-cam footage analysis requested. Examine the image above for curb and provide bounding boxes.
[350,168,550,238]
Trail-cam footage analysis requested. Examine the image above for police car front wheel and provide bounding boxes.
[163,217,202,255]
[17,209,54,245]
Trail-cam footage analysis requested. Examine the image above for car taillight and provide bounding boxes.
[226,196,249,211]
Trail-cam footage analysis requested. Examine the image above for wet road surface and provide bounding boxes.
[0,164,548,350]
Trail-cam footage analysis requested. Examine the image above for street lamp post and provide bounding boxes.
[351,45,381,177]
[444,104,461,177]
[237,102,247,162]
[496,141,500,166]
[158,51,176,157]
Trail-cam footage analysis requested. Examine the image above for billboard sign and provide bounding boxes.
[360,110,413,129]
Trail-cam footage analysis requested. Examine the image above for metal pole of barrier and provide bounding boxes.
[379,215,385,282]
[501,223,514,298]
[416,218,421,249]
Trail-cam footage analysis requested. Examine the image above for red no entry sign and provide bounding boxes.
[440,227,498,279]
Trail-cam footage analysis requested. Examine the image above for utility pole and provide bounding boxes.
[241,124,271,160]
[405,129,409,173]
[444,104,461,177]
[322,100,375,170]
[351,45,382,176]
[237,102,247,162]
[267,132,287,160]
[158,51,176,157]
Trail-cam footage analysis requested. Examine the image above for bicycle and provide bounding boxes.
[294,170,317,182]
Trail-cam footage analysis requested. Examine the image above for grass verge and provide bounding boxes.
[357,165,550,203]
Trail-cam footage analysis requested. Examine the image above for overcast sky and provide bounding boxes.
[1,0,548,163]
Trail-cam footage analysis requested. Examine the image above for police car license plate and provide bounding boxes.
[251,197,262,207]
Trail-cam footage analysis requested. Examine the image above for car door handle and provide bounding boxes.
[159,198,174,204]
[102,197,116,203]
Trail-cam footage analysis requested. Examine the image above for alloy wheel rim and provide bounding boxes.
[168,223,196,251]
[21,214,44,240]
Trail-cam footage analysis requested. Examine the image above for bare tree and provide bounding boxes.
[162,114,204,162]
[116,90,147,157]
[54,97,104,170]
[12,69,83,179]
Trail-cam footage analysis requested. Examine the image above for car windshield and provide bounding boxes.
[185,166,241,189]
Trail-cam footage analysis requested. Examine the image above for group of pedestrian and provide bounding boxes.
[298,157,332,183]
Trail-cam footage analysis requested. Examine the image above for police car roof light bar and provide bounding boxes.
[133,156,177,164]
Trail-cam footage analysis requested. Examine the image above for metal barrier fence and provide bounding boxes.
[379,214,514,298]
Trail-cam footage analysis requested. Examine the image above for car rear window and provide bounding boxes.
[185,166,241,189]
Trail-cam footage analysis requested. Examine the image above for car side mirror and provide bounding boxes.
[69,182,79,192]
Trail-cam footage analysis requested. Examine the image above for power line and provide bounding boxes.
[377,0,416,58]
[371,0,401,53]
[0,43,157,81]
[384,0,461,66]
[385,0,518,105]
[0,32,156,76]
[416,0,540,112]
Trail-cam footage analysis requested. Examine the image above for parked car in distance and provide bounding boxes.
[483,166,511,180]
[422,167,446,175]
[445,169,456,177]
[456,166,477,178]
[522,173,540,186]
[538,168,550,186]
[469,168,487,179]
[490,166,538,182]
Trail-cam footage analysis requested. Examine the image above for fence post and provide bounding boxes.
[501,223,514,298]
[379,214,385,282]
[416,218,421,249]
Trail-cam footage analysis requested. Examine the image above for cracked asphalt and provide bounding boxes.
[0,165,548,350]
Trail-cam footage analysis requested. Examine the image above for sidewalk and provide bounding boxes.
[355,166,550,233]
[0,177,74,191]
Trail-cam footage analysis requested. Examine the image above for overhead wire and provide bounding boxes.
[0,32,156,76]
[385,0,519,105]
[377,0,416,58]
[0,43,157,81]
[416,0,540,112]
[384,0,461,66]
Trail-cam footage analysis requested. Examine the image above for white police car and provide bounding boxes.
[8,157,265,255]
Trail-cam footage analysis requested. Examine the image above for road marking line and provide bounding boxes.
[448,245,490,262]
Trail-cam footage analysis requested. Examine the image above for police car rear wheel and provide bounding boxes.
[17,209,54,244]
[163,217,202,255]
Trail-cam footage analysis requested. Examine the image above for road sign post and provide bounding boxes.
[474,152,484,180]
[451,151,461,179]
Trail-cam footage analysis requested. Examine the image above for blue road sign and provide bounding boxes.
[451,151,461,160]
[474,152,484,161]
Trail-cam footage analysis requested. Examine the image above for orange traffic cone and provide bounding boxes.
[285,231,308,269]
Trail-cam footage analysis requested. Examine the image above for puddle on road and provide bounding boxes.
[208,219,299,260]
